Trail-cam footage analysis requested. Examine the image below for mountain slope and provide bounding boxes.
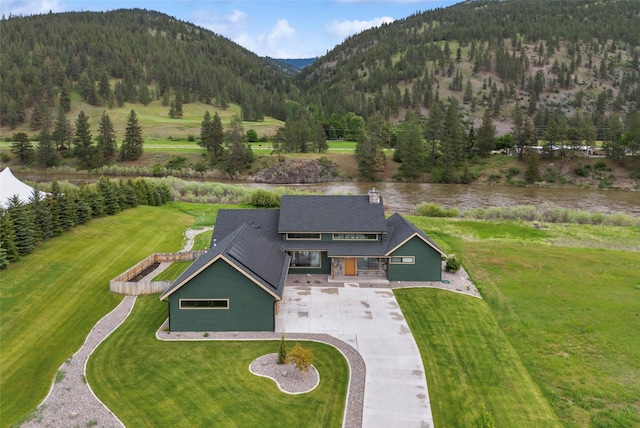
[297,0,640,133]
[0,9,297,127]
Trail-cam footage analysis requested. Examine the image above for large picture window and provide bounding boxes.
[357,257,379,271]
[180,299,229,309]
[289,251,322,268]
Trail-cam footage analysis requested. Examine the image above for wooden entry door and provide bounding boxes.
[344,258,356,276]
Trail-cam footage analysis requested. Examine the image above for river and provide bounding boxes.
[246,181,640,216]
[17,172,640,216]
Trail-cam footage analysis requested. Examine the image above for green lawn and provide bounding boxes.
[396,288,561,427]
[408,216,640,427]
[87,295,348,428]
[0,205,192,427]
[152,260,192,281]
[462,242,640,428]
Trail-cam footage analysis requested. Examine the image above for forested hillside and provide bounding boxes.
[0,9,298,129]
[1,1,639,184]
[298,0,640,134]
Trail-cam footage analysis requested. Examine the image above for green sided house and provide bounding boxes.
[160,189,446,332]
[159,223,290,332]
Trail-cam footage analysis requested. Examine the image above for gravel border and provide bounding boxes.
[249,353,319,394]
[20,296,135,428]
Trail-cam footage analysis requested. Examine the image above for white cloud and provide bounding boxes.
[191,8,248,36]
[326,16,394,39]
[0,0,64,17]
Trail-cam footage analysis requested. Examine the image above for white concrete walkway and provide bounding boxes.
[276,285,433,428]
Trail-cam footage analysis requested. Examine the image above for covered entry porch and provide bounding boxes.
[330,256,388,280]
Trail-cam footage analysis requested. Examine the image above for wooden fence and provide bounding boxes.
[110,251,205,295]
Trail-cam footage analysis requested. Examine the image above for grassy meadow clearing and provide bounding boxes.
[1,200,638,427]
[86,295,348,427]
[406,217,640,427]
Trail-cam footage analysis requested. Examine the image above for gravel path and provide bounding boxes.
[19,227,213,428]
[21,296,135,428]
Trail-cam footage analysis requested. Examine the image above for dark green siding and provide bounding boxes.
[287,251,331,274]
[168,259,276,332]
[387,236,442,281]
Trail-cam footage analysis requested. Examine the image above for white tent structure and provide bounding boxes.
[0,167,46,208]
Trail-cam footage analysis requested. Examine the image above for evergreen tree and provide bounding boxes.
[0,210,19,263]
[29,189,53,241]
[224,114,253,175]
[73,189,93,224]
[426,101,444,167]
[198,111,215,155]
[51,106,72,151]
[10,132,34,164]
[73,111,95,169]
[356,113,387,181]
[97,178,121,215]
[525,152,542,183]
[48,181,63,236]
[96,111,117,161]
[120,110,144,160]
[624,109,640,156]
[311,123,328,153]
[7,195,37,256]
[59,83,72,113]
[36,127,59,167]
[396,111,426,181]
[476,108,497,156]
[439,99,465,182]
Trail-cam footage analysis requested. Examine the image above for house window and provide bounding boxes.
[390,256,415,264]
[289,251,321,268]
[357,257,379,271]
[180,299,229,309]
[286,233,321,240]
[332,233,378,240]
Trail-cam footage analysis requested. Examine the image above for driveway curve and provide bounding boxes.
[277,285,434,428]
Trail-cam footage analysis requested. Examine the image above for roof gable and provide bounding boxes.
[384,213,446,257]
[160,223,289,301]
[278,195,387,233]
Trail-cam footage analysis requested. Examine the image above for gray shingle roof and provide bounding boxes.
[278,195,387,233]
[160,223,289,301]
[384,213,446,256]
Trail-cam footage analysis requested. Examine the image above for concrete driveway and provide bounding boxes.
[276,284,433,428]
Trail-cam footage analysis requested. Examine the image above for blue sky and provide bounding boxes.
[1,0,460,58]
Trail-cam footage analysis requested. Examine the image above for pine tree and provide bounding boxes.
[7,195,37,256]
[52,106,72,151]
[476,108,497,156]
[224,114,253,175]
[11,132,34,164]
[439,99,465,182]
[120,110,144,161]
[29,189,54,241]
[0,210,19,263]
[37,128,58,167]
[397,111,426,181]
[73,111,95,169]
[96,111,117,161]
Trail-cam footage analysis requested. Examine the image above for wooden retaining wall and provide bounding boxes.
[110,251,205,295]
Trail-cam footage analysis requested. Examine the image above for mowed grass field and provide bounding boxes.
[406,217,640,427]
[86,295,348,428]
[0,205,192,427]
[2,201,639,427]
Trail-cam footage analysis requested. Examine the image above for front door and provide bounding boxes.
[344,258,356,276]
